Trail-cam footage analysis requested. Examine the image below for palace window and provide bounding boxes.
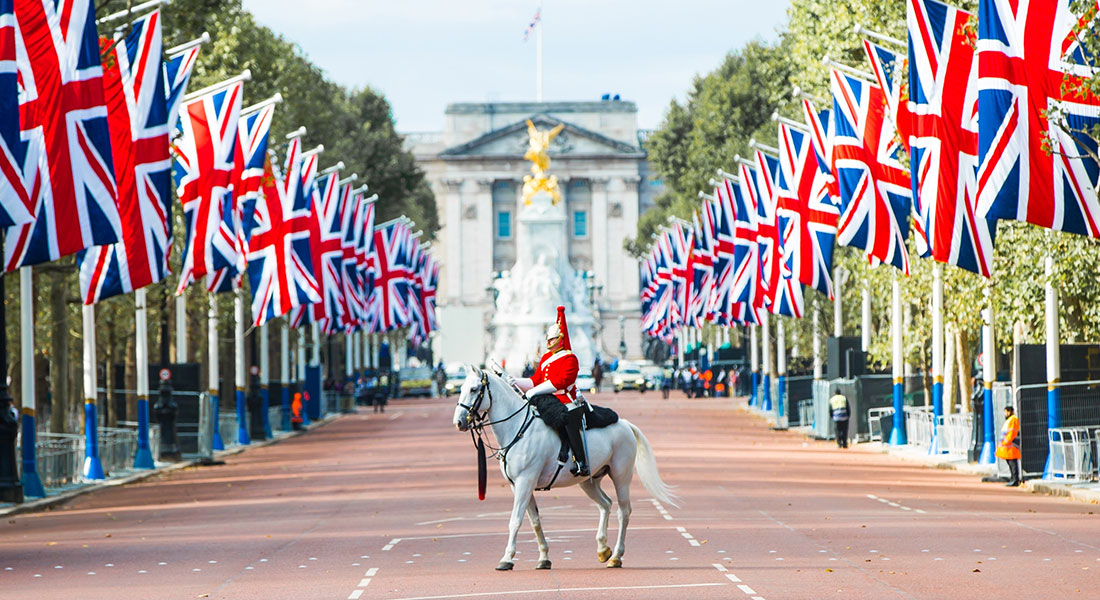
[572,210,588,238]
[497,210,512,239]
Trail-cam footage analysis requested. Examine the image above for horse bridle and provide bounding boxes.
[456,369,537,465]
[457,369,493,429]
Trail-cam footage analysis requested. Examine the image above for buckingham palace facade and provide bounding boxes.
[407,100,661,366]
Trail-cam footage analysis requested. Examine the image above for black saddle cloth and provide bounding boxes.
[529,394,618,431]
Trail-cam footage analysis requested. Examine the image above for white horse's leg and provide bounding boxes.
[525,498,552,569]
[607,467,634,568]
[578,478,613,563]
[497,477,535,571]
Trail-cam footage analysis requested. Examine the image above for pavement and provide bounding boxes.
[2,392,1099,599]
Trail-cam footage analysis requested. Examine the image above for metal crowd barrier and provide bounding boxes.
[798,399,814,430]
[35,433,84,488]
[269,406,284,432]
[904,406,935,450]
[939,413,973,457]
[868,407,894,442]
[219,412,240,448]
[1048,427,1098,481]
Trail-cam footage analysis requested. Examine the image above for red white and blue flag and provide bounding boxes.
[731,163,761,321]
[174,81,242,293]
[367,221,413,332]
[79,10,171,303]
[421,252,439,335]
[830,69,913,275]
[339,190,366,330]
[707,180,738,324]
[667,222,694,329]
[245,137,321,326]
[754,150,784,310]
[775,120,839,299]
[0,0,34,228]
[976,0,1100,239]
[908,0,992,276]
[164,42,200,133]
[5,0,121,271]
[310,171,348,332]
[355,199,376,330]
[688,211,714,327]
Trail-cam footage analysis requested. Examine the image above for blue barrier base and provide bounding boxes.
[979,387,995,465]
[777,376,786,418]
[929,381,943,455]
[306,366,322,421]
[236,389,251,446]
[211,394,225,451]
[750,372,759,407]
[762,375,772,412]
[280,385,291,431]
[20,413,45,498]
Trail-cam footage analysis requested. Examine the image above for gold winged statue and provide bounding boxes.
[521,119,564,205]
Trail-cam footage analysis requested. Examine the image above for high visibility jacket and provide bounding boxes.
[291,393,303,424]
[829,394,850,421]
[532,350,579,404]
[995,414,1021,460]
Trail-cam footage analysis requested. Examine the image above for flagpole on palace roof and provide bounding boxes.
[166,32,210,58]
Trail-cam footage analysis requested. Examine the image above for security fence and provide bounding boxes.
[1015,380,1100,477]
[1048,427,1098,481]
[904,406,935,449]
[939,414,973,457]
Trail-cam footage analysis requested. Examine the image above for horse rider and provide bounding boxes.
[514,306,590,477]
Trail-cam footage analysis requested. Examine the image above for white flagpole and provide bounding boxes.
[280,320,290,431]
[861,278,871,351]
[82,305,104,479]
[889,272,907,445]
[761,312,772,412]
[749,325,759,407]
[175,294,187,362]
[297,327,308,424]
[310,322,321,419]
[776,317,787,426]
[812,300,823,380]
[234,291,250,445]
[19,268,44,496]
[133,289,155,469]
[930,263,945,454]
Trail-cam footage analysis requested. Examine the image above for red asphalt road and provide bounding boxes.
[2,391,1099,600]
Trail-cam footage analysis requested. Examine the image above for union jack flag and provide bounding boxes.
[311,172,348,332]
[420,252,439,334]
[245,137,321,326]
[976,0,1100,239]
[164,43,199,133]
[707,181,737,324]
[79,10,171,304]
[355,200,376,331]
[666,222,694,328]
[830,69,913,275]
[174,81,242,293]
[367,221,413,332]
[406,241,427,344]
[688,211,714,327]
[775,121,840,300]
[754,150,785,310]
[339,189,365,330]
[0,0,34,228]
[731,163,761,321]
[4,0,120,271]
[908,0,992,276]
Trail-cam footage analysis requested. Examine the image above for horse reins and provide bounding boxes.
[458,371,538,482]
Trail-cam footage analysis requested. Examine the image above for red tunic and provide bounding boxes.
[532,349,579,404]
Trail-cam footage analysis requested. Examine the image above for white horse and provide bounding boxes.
[453,367,677,570]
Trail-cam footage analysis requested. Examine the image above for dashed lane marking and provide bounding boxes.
[676,526,701,546]
[737,584,757,595]
[649,498,674,520]
[348,591,363,600]
[382,538,401,551]
[867,493,926,514]
[380,583,729,600]
[348,566,379,599]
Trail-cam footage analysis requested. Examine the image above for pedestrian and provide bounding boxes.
[661,366,673,399]
[996,405,1022,486]
[829,391,851,448]
[592,360,603,392]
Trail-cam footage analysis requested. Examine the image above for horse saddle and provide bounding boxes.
[527,394,617,430]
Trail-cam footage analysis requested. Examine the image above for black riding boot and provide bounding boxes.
[565,408,590,477]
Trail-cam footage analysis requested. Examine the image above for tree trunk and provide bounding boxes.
[49,273,69,433]
[957,327,973,413]
[943,322,956,415]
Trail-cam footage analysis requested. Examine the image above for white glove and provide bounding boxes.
[527,380,558,398]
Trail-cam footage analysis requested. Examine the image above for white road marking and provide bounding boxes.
[366,567,379,577]
[689,540,701,547]
[358,579,372,587]
[726,574,742,583]
[868,494,925,514]
[738,584,757,594]
[348,591,364,600]
[712,563,727,572]
[649,498,674,520]
[382,583,730,600]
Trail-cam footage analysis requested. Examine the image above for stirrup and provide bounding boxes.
[570,462,590,477]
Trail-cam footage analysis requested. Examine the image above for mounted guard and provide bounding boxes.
[514,306,590,477]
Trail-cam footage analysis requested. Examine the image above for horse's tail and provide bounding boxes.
[624,420,679,509]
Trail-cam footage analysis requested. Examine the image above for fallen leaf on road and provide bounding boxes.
[47,542,56,546]
[825,568,833,572]
[198,594,209,598]
[104,534,111,538]
[972,568,980,573]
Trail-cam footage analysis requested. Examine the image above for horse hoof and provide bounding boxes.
[607,557,622,568]
[597,548,612,563]
[495,562,514,571]
[535,560,552,570]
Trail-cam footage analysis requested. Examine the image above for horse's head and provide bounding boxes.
[453,366,490,432]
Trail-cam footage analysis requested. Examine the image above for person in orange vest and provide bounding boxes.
[995,405,1021,487]
[291,392,304,431]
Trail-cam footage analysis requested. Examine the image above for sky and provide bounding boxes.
[240,0,790,133]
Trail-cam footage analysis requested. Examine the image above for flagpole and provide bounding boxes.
[166,31,210,58]
[861,279,871,351]
[175,294,187,361]
[19,268,44,497]
[310,322,321,420]
[208,295,224,450]
[1043,254,1060,477]
[761,311,772,412]
[889,271,907,445]
[979,283,996,464]
[280,319,291,431]
[833,266,846,337]
[749,325,758,407]
[298,328,310,425]
[260,322,272,439]
[536,10,543,102]
[133,289,155,469]
[235,291,250,445]
[812,299,823,381]
[776,316,787,427]
[930,264,944,455]
[82,305,104,480]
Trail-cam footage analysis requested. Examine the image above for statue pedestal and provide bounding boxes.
[489,192,596,374]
